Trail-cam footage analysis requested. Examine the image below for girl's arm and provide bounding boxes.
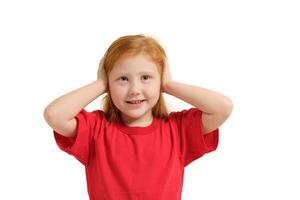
[44,53,108,137]
[43,80,106,136]
[164,81,233,115]
[162,58,233,134]
[44,80,106,121]
[164,81,233,134]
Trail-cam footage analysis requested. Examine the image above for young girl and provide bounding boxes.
[44,34,233,200]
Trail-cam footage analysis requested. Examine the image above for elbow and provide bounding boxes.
[224,99,233,116]
[43,106,56,122]
[43,107,52,123]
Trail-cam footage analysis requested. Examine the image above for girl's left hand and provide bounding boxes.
[162,57,173,92]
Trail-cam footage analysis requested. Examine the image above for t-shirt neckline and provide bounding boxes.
[115,116,159,135]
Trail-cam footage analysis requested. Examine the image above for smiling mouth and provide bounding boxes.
[126,100,146,104]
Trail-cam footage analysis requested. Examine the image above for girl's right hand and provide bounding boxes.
[97,52,108,92]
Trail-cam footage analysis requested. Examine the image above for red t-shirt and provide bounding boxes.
[53,108,219,200]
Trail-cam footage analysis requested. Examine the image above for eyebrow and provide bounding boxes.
[114,71,156,76]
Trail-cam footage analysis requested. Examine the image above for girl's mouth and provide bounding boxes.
[126,100,146,104]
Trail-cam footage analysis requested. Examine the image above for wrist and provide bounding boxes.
[163,80,175,94]
[95,79,107,94]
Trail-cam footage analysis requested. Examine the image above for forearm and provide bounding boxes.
[164,81,233,115]
[44,80,106,121]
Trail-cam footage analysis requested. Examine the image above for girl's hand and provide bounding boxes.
[162,57,173,92]
[97,52,108,92]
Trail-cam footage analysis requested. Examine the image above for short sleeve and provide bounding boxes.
[170,108,219,167]
[53,109,100,167]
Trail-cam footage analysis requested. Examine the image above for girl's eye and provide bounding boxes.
[142,75,151,80]
[119,76,128,81]
[118,75,151,81]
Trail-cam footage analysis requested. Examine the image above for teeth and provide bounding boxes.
[128,100,143,104]
[132,100,141,104]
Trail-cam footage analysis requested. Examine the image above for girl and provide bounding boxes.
[44,34,233,200]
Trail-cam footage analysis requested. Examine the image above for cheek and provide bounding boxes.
[109,85,125,99]
[148,87,159,95]
[146,85,160,100]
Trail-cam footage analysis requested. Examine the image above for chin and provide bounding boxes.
[122,107,151,118]
[123,110,146,117]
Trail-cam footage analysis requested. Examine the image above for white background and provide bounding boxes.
[1,0,299,199]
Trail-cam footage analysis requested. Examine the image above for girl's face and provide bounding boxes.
[108,53,161,126]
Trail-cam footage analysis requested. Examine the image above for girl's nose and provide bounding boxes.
[128,82,141,96]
